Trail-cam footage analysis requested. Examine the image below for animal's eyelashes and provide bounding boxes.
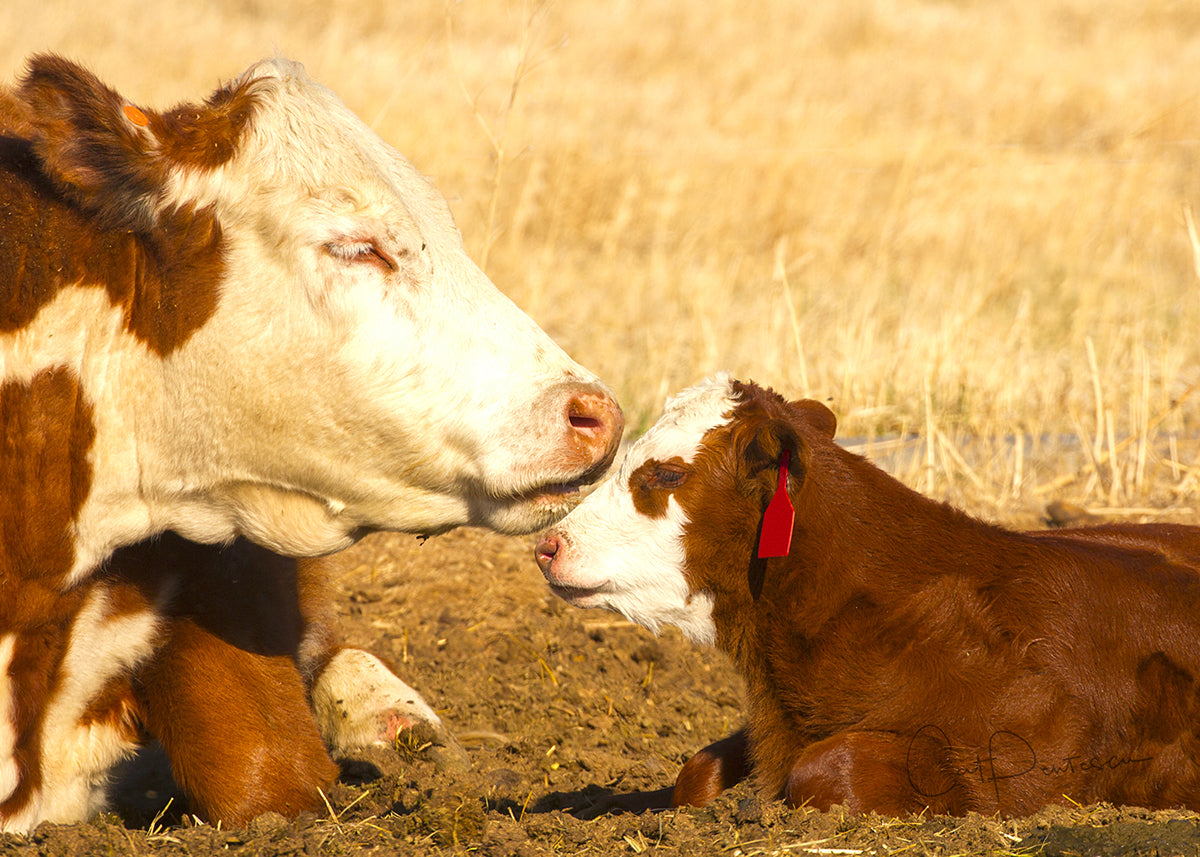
[634,460,689,491]
[322,237,398,272]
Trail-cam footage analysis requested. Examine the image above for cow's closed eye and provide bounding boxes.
[324,238,397,272]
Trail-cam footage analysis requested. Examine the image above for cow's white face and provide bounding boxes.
[535,375,739,645]
[111,60,622,555]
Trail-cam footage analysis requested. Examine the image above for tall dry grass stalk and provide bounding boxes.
[4,0,1200,520]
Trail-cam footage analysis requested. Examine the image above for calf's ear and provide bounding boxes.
[790,399,837,439]
[736,416,805,498]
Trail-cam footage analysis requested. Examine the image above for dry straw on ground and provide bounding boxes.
[4,0,1200,516]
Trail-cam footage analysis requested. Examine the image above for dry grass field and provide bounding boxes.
[5,3,1200,853]
[6,0,1200,516]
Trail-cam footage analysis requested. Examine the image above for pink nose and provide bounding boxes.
[534,534,560,576]
[562,385,624,476]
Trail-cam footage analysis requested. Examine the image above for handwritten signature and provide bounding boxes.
[905,724,1152,801]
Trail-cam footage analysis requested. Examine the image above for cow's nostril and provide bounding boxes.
[556,385,625,474]
[566,391,624,441]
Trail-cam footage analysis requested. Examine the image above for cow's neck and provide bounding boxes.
[784,448,1004,616]
[1,286,174,587]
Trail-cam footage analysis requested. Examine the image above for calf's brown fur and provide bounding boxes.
[672,382,1200,816]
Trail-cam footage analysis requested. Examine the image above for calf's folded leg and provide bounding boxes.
[784,731,948,816]
[672,728,752,807]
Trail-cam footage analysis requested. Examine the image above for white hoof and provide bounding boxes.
[311,649,444,754]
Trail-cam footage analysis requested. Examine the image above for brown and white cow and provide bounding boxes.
[536,376,1200,816]
[0,55,622,830]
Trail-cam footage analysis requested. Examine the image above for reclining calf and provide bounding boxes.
[536,375,1200,816]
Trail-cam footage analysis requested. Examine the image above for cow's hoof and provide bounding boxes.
[311,648,468,770]
[397,719,471,772]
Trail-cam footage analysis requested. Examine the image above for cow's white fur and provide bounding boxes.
[37,592,162,825]
[0,589,164,830]
[0,636,18,807]
[540,376,739,645]
[0,286,161,584]
[1,56,620,831]
[311,649,445,754]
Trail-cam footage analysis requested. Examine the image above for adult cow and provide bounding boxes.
[0,54,622,831]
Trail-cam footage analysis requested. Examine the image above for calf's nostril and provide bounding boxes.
[534,536,559,572]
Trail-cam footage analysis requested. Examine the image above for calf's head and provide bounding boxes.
[536,376,834,645]
[9,56,622,558]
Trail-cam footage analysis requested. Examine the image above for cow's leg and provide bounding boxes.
[135,615,337,826]
[784,731,951,815]
[142,537,464,763]
[307,648,460,757]
[113,536,335,824]
[293,555,470,769]
[5,579,154,831]
[672,728,752,807]
[120,536,465,824]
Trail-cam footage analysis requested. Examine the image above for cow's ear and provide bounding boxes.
[18,54,166,228]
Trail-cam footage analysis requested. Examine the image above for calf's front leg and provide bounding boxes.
[672,728,752,807]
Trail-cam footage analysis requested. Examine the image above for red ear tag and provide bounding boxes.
[757,449,794,558]
[123,104,150,127]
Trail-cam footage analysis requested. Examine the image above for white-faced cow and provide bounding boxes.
[0,55,622,830]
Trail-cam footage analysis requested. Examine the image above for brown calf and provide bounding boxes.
[537,376,1200,816]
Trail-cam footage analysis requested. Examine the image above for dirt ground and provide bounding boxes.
[4,526,1200,856]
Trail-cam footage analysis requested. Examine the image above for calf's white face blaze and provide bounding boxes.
[537,376,741,645]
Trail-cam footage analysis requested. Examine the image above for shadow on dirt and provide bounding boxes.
[529,785,675,819]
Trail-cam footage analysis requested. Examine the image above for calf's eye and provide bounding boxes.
[650,467,687,489]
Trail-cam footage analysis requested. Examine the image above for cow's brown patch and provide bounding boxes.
[124,204,225,355]
[0,90,33,140]
[0,368,98,815]
[0,586,86,818]
[0,369,95,593]
[77,673,143,742]
[1,136,227,355]
[2,55,259,354]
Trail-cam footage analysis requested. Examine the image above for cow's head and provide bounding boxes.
[15,56,622,556]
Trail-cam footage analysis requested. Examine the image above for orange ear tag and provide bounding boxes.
[756,449,794,558]
[123,104,150,127]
